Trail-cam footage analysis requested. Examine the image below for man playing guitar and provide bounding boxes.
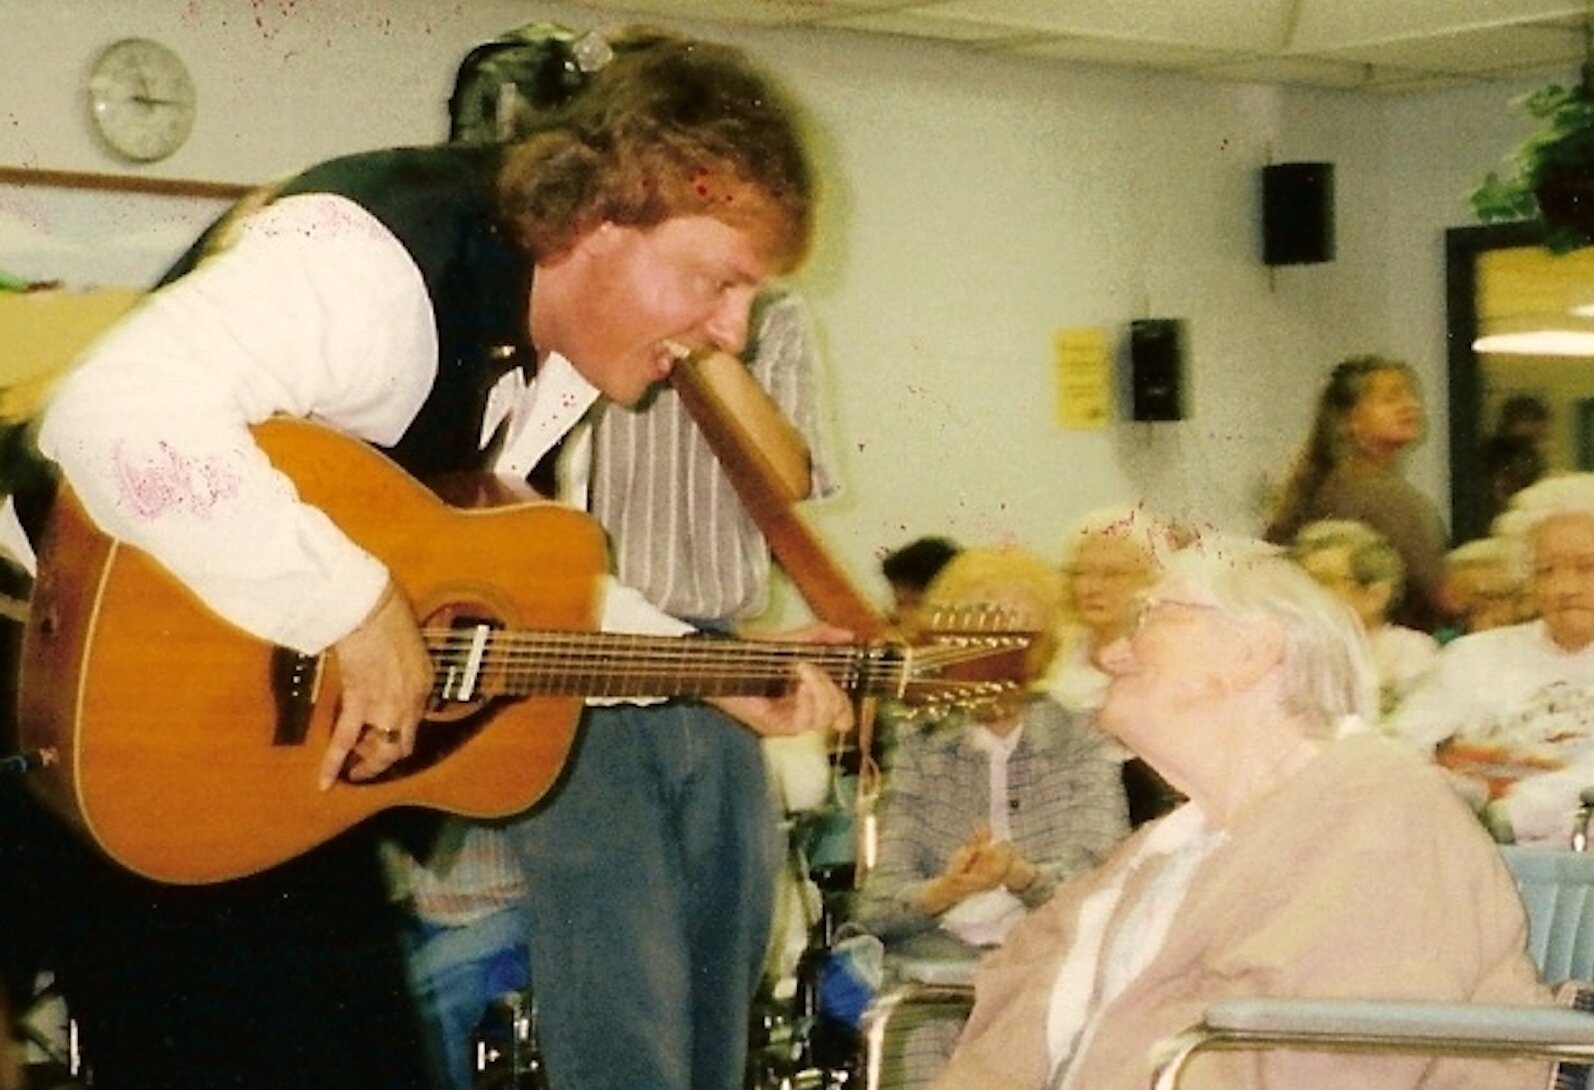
[0,32,849,1090]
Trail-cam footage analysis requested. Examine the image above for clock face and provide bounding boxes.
[88,38,196,163]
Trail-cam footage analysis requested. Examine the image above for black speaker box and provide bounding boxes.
[1261,162,1335,266]
[1128,319,1185,422]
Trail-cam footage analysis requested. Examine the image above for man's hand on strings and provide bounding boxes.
[709,622,857,738]
[319,580,433,789]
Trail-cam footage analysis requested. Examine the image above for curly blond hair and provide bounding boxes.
[494,33,814,272]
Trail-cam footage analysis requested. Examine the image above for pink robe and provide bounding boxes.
[929,735,1552,1090]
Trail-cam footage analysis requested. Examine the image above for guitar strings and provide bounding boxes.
[419,635,1021,679]
[413,630,1025,702]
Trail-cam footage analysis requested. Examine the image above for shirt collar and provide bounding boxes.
[482,352,601,478]
[969,722,1025,758]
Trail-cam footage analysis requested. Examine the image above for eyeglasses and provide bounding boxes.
[1533,557,1594,582]
[1469,588,1522,604]
[1067,565,1147,582]
[1302,569,1365,591]
[1130,594,1220,637]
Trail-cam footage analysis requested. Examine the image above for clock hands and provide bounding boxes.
[127,73,190,108]
[88,37,197,162]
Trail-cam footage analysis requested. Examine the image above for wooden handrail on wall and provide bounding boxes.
[0,166,252,201]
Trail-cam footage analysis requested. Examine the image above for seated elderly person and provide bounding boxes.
[1048,504,1183,824]
[852,545,1129,1089]
[1048,505,1170,715]
[928,539,1550,1090]
[1288,517,1438,717]
[1390,473,1594,844]
[1439,534,1531,642]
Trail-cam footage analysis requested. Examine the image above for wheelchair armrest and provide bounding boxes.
[1205,996,1594,1042]
[1151,997,1594,1090]
[860,975,977,1090]
[893,958,977,988]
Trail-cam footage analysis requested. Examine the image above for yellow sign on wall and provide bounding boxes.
[1053,327,1110,429]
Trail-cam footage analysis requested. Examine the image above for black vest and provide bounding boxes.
[165,145,538,482]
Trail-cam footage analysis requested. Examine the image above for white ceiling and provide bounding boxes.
[570,0,1592,94]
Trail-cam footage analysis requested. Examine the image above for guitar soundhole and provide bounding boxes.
[428,606,508,711]
[399,601,511,774]
[403,697,502,775]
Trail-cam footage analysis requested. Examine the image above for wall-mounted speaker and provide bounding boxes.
[1129,318,1185,422]
[1261,162,1335,266]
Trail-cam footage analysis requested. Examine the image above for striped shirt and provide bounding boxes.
[385,820,529,927]
[586,287,839,623]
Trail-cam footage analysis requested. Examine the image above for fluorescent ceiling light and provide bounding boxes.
[1474,330,1594,355]
[1474,314,1594,356]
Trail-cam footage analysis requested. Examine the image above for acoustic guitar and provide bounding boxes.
[17,418,1027,884]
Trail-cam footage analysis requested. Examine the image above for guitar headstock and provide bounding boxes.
[891,605,1038,716]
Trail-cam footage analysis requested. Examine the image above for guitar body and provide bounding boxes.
[19,418,606,883]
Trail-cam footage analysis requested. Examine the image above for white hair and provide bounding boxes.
[1446,534,1526,591]
[1157,536,1379,735]
[1290,517,1407,600]
[1446,535,1515,570]
[1493,472,1594,575]
[1060,503,1178,569]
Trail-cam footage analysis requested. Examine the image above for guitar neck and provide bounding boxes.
[669,356,890,640]
[428,628,907,702]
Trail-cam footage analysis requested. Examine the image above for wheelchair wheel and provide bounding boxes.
[472,988,548,1090]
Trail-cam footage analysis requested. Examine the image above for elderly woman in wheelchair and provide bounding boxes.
[848,545,1130,1088]
[1390,473,1594,846]
[925,539,1555,1090]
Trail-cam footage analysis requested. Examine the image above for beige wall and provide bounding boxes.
[0,1,1549,621]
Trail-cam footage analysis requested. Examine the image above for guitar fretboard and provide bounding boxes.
[423,627,1025,705]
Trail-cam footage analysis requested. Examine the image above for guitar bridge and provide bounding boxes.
[270,646,321,746]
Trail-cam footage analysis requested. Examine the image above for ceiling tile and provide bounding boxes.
[573,0,798,25]
[1316,23,1586,76]
[576,0,923,27]
[1290,0,1584,51]
[542,0,1594,94]
[1479,246,1594,321]
[827,8,1034,43]
[909,0,1290,51]
[1008,35,1245,69]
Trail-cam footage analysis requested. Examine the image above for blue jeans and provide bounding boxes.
[507,702,780,1090]
[406,904,532,1090]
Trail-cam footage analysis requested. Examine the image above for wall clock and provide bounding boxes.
[87,38,197,163]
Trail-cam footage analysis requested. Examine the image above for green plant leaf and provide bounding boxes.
[1473,80,1594,247]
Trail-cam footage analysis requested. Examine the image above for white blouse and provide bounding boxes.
[1045,804,1226,1087]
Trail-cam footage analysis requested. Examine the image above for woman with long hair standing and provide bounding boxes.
[1264,355,1449,632]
